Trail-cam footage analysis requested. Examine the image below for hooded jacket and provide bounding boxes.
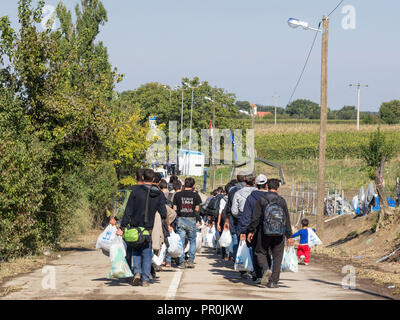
[121,184,167,230]
[231,186,258,218]
[247,191,292,239]
[237,190,268,235]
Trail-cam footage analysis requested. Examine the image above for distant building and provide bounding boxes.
[251,103,271,118]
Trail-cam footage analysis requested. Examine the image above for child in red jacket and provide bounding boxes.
[290,219,315,265]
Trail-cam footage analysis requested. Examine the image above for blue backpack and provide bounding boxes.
[263,197,286,236]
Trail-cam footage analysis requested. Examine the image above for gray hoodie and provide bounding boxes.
[231,186,258,217]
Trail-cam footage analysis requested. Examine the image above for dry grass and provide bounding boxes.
[312,210,400,297]
[0,285,24,297]
[255,123,400,135]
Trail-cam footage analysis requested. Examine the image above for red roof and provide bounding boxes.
[255,111,271,118]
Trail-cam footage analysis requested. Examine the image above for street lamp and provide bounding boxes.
[182,81,203,152]
[349,83,369,131]
[288,16,329,236]
[205,96,216,190]
[288,18,322,32]
[272,94,280,126]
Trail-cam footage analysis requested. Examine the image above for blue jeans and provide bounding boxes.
[127,240,153,282]
[176,217,197,264]
[231,233,239,259]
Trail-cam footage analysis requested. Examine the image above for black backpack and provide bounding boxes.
[206,194,223,216]
[263,196,286,236]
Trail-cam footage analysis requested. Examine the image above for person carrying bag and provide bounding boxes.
[117,169,167,287]
[123,187,152,249]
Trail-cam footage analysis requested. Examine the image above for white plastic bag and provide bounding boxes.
[167,230,184,258]
[196,232,203,253]
[308,228,322,247]
[202,226,210,246]
[281,246,298,273]
[152,243,167,266]
[234,240,254,272]
[205,226,216,248]
[96,224,117,252]
[227,238,234,254]
[109,236,127,262]
[184,241,190,253]
[218,230,232,248]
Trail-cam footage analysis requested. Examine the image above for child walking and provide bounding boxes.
[290,219,315,265]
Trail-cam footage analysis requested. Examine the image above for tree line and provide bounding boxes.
[236,99,400,124]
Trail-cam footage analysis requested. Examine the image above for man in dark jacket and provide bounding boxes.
[247,179,294,288]
[238,174,269,282]
[225,174,246,260]
[117,169,167,287]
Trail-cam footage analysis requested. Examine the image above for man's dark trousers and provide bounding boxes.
[254,232,285,284]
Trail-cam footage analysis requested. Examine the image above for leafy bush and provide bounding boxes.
[0,133,50,260]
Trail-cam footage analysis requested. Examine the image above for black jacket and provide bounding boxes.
[121,184,167,230]
[247,192,292,239]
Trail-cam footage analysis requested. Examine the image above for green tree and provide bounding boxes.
[379,100,400,124]
[361,128,397,231]
[286,99,321,119]
[0,0,122,258]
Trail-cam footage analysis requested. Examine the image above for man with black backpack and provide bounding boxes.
[117,169,167,287]
[205,187,225,225]
[247,179,294,288]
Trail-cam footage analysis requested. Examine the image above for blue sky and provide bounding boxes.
[2,0,399,111]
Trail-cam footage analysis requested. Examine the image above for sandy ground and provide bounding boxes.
[0,245,394,300]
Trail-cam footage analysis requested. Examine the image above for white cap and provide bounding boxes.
[256,174,268,185]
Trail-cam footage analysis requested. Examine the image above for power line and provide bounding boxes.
[287,22,321,106]
[328,0,345,17]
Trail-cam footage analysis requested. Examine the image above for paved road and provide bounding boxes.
[1,246,390,300]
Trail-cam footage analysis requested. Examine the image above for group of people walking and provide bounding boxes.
[111,168,315,288]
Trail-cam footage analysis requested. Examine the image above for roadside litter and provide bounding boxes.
[376,246,400,264]
[325,195,353,216]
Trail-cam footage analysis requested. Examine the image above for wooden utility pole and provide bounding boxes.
[316,15,329,236]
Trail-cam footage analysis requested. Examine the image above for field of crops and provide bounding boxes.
[254,123,400,160]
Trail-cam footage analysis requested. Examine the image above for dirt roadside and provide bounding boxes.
[0,229,100,297]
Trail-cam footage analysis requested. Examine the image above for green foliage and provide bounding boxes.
[286,99,321,119]
[255,131,400,160]
[122,78,250,138]
[0,0,125,260]
[360,128,396,180]
[329,106,356,120]
[379,100,400,125]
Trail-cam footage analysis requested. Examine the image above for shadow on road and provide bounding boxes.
[309,278,394,300]
[92,277,131,286]
[200,249,292,288]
